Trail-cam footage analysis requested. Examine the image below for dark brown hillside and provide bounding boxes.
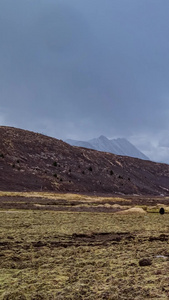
[0,126,169,195]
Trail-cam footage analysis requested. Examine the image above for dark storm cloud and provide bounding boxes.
[1,0,169,161]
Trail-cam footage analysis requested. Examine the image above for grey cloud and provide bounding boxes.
[1,0,169,162]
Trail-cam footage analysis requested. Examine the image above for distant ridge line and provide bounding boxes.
[66,135,149,160]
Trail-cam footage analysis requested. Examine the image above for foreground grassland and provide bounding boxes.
[1,195,169,299]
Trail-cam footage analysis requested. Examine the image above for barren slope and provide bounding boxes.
[0,126,169,195]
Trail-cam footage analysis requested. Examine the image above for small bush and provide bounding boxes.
[139,258,152,267]
[53,173,57,178]
[159,207,165,215]
[118,175,123,179]
[110,170,114,175]
[82,171,85,175]
[88,166,92,172]
[0,153,4,158]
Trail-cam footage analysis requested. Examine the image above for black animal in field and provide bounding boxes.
[159,207,165,215]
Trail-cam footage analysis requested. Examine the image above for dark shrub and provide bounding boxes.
[139,258,152,267]
[88,166,92,172]
[159,207,165,215]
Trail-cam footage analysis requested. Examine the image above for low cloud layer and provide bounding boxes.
[1,0,169,163]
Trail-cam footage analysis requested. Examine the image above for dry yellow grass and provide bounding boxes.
[1,209,169,299]
[0,191,131,203]
[116,207,147,214]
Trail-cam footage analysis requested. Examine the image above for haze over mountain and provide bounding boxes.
[66,136,149,160]
[1,126,169,196]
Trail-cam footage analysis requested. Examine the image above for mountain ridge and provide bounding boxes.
[0,126,169,195]
[66,135,149,160]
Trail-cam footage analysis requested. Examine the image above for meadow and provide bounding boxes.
[1,193,169,299]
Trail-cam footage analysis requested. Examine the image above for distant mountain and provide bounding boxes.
[66,135,149,160]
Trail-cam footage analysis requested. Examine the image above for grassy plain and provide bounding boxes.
[1,193,169,299]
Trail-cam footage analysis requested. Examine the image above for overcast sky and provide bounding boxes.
[1,0,169,163]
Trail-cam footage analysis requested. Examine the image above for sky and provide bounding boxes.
[1,0,169,163]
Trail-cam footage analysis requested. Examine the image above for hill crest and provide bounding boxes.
[0,126,169,195]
